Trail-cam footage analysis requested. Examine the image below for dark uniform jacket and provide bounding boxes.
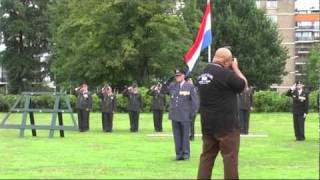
[148,89,166,111]
[97,91,117,113]
[75,90,93,110]
[123,90,143,112]
[196,63,246,135]
[237,89,252,110]
[286,89,309,115]
[163,81,199,122]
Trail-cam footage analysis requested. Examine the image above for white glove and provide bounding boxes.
[303,113,307,119]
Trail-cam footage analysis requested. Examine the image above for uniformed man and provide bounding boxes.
[286,82,309,141]
[186,77,199,141]
[123,83,143,132]
[97,85,117,132]
[237,86,253,135]
[74,83,92,132]
[162,69,199,161]
[148,83,166,132]
[196,48,247,179]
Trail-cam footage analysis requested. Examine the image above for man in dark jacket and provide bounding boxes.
[196,48,247,179]
[237,87,253,134]
[286,82,309,141]
[186,77,199,141]
[123,84,143,132]
[148,83,166,132]
[162,69,199,161]
[75,83,92,132]
[97,85,117,132]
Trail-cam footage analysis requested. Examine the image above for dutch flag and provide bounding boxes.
[184,1,212,73]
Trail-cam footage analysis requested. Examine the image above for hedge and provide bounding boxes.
[0,89,318,113]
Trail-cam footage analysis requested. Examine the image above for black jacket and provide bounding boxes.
[97,91,117,113]
[148,89,166,111]
[196,63,246,135]
[123,89,143,112]
[237,89,253,110]
[286,89,309,115]
[75,90,92,110]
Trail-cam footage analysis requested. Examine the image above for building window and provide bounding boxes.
[297,21,313,29]
[314,21,319,29]
[256,1,260,8]
[267,0,277,9]
[315,32,320,40]
[267,15,277,23]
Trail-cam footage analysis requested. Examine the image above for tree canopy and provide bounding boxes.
[0,0,50,93]
[0,0,289,93]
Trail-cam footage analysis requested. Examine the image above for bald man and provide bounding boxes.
[196,48,247,179]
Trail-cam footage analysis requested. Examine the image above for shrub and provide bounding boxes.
[0,89,317,113]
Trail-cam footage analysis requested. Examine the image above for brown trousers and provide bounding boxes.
[197,130,240,179]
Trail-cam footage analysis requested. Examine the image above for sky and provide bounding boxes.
[295,0,320,10]
[0,0,319,52]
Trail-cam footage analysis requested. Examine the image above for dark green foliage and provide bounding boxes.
[0,0,50,93]
[0,90,318,112]
[306,44,320,89]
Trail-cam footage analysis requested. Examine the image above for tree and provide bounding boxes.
[49,0,192,89]
[0,0,50,94]
[306,44,320,89]
[187,0,288,89]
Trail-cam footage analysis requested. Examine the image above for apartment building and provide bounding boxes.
[295,10,320,82]
[257,0,296,91]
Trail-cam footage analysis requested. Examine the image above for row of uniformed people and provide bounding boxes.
[74,82,197,137]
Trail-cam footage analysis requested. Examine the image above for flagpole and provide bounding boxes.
[207,0,211,63]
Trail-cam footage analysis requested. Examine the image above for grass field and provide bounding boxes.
[0,112,319,179]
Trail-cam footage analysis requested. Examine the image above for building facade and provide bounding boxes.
[295,11,320,83]
[257,0,296,91]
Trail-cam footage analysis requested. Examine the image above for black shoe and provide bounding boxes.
[175,156,183,161]
[182,155,190,160]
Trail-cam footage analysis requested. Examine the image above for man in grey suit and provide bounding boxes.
[162,69,199,160]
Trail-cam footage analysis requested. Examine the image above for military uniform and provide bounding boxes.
[75,90,92,132]
[286,88,309,140]
[123,89,143,132]
[237,88,253,134]
[163,77,199,160]
[148,88,166,132]
[97,91,117,132]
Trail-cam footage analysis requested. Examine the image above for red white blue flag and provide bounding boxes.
[184,1,212,73]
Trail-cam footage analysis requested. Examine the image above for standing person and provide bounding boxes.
[97,85,117,132]
[162,69,199,161]
[196,48,247,179]
[148,83,166,132]
[286,82,309,141]
[237,86,253,135]
[75,83,92,132]
[123,83,143,132]
[186,77,199,141]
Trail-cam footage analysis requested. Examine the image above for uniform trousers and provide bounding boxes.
[102,112,113,132]
[293,113,305,140]
[77,109,90,132]
[129,111,139,132]
[172,121,191,159]
[153,109,163,132]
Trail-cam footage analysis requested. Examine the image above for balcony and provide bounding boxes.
[295,37,320,42]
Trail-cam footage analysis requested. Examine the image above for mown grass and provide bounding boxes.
[0,112,318,179]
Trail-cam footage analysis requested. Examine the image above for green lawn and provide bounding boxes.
[0,112,318,179]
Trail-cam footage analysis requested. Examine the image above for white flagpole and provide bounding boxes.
[207,0,211,63]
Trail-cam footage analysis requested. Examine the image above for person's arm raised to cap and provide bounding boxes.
[227,58,247,93]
